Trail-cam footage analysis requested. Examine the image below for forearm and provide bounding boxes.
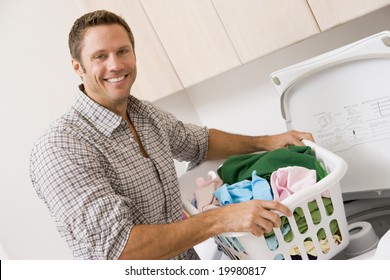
[118,210,223,260]
[207,128,314,160]
[207,129,269,160]
[117,200,291,260]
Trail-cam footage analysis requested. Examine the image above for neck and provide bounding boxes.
[110,102,129,121]
[80,85,129,120]
[97,98,129,120]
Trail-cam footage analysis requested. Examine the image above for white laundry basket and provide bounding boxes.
[179,140,350,260]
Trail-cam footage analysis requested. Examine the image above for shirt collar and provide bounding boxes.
[74,84,124,137]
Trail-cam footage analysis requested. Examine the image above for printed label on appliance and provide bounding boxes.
[315,95,390,152]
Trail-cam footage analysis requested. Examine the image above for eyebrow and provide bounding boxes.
[89,45,132,57]
[91,45,132,53]
[99,44,132,52]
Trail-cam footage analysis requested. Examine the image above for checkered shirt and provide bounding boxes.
[29,88,209,259]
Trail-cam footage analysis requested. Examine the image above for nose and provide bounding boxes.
[106,54,123,71]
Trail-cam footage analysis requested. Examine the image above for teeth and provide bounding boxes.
[106,76,125,83]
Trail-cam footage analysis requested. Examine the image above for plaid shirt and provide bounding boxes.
[29,88,209,259]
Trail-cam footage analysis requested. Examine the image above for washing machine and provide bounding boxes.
[179,31,390,260]
[269,30,390,259]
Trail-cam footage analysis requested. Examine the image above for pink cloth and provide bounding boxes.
[270,166,317,201]
[194,171,223,212]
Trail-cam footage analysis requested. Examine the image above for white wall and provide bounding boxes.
[0,1,389,259]
[0,0,82,259]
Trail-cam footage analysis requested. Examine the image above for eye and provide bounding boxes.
[93,54,106,60]
[118,49,130,56]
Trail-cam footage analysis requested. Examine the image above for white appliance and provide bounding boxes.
[179,31,390,260]
[269,30,390,259]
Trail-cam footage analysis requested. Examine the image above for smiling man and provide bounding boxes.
[71,22,136,119]
[29,10,313,260]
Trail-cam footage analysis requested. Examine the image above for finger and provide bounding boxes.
[251,226,265,237]
[295,131,315,142]
[249,214,274,236]
[289,137,305,147]
[260,200,292,217]
[250,210,287,237]
[285,131,314,147]
[255,213,281,231]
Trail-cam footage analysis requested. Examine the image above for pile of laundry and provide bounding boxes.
[191,145,342,259]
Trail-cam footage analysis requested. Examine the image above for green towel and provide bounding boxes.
[217,146,327,185]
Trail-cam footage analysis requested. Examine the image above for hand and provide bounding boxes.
[215,200,292,237]
[261,130,314,151]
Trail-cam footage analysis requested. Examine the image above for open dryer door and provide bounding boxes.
[270,31,390,201]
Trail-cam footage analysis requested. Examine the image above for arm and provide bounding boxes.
[207,129,314,160]
[117,128,309,259]
[118,199,292,260]
[30,132,139,260]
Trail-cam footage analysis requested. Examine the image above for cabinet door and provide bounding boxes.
[212,0,320,64]
[75,0,183,101]
[308,0,390,31]
[141,0,241,88]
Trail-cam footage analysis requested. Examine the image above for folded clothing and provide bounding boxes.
[213,170,273,206]
[217,146,327,185]
[271,166,317,201]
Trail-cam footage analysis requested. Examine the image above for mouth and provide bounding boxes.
[104,75,128,83]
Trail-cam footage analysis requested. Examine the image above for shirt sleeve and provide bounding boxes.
[148,103,209,169]
[172,122,209,170]
[29,129,133,259]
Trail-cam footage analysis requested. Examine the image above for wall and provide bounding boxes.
[0,1,389,259]
[0,0,82,259]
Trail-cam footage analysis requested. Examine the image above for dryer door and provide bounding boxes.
[270,31,390,201]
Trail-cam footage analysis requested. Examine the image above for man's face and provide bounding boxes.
[72,24,137,108]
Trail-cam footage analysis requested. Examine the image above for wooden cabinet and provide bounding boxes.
[75,0,183,102]
[308,0,390,31]
[75,0,390,101]
[212,0,320,64]
[140,0,241,88]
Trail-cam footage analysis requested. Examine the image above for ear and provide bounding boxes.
[71,59,84,76]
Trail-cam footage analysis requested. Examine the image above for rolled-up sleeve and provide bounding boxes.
[153,107,209,169]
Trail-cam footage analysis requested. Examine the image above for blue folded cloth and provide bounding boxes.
[213,170,273,205]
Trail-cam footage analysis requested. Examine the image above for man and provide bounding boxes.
[30,10,314,260]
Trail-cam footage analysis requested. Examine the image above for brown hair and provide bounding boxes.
[68,10,135,63]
